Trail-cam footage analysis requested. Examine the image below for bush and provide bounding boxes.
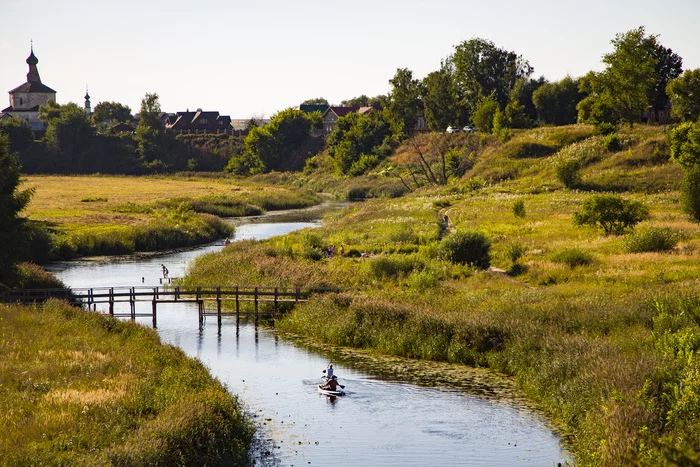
[604,133,622,152]
[506,243,526,264]
[512,199,526,218]
[551,248,594,267]
[556,158,582,188]
[573,194,650,235]
[438,230,491,269]
[623,227,680,253]
[681,164,700,222]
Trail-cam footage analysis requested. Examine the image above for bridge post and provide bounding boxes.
[152,300,157,328]
[273,287,278,320]
[87,288,93,310]
[254,287,259,327]
[216,287,221,328]
[130,288,135,321]
[235,286,240,326]
[109,288,114,316]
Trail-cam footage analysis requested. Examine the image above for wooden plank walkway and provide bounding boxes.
[0,286,338,328]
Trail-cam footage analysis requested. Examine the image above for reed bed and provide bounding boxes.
[0,300,254,466]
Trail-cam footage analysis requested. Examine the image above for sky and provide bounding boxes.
[1,0,699,119]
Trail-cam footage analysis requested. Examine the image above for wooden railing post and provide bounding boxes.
[109,288,114,316]
[129,287,135,321]
[216,287,221,328]
[254,287,259,327]
[235,286,240,326]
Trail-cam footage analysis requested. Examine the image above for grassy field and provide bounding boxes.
[0,300,254,466]
[20,174,322,258]
[182,124,700,466]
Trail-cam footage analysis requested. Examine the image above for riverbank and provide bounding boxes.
[20,174,322,260]
[183,187,700,465]
[0,300,254,466]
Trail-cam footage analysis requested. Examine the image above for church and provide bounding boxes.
[1,46,57,131]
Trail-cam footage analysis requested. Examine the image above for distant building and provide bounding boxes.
[84,87,92,115]
[166,108,233,134]
[298,103,329,115]
[1,45,57,131]
[321,106,359,133]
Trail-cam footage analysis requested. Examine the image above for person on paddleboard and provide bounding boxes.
[323,363,334,379]
[320,375,344,392]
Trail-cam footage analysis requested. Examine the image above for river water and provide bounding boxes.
[49,218,572,466]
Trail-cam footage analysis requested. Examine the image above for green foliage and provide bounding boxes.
[531,76,582,125]
[551,248,594,267]
[555,157,582,188]
[92,101,133,124]
[667,69,700,122]
[225,151,264,175]
[388,68,423,137]
[327,111,391,175]
[623,227,679,252]
[0,135,32,286]
[669,121,700,169]
[509,76,547,122]
[472,95,499,133]
[301,97,329,105]
[422,65,458,131]
[506,243,526,264]
[512,199,526,218]
[0,116,34,155]
[604,133,622,152]
[680,164,700,222]
[41,101,96,162]
[450,37,533,118]
[438,230,491,268]
[366,255,417,280]
[244,108,317,172]
[573,194,650,234]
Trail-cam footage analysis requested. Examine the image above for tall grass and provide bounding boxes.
[0,300,254,466]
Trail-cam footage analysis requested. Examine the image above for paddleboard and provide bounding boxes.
[318,385,345,396]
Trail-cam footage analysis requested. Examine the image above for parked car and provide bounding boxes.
[446,126,461,133]
[463,125,477,132]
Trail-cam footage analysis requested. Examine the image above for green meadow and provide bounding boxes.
[182,124,700,465]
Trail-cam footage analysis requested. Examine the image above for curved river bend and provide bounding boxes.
[50,219,572,466]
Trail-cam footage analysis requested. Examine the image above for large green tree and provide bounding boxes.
[92,101,133,124]
[0,135,32,287]
[243,108,317,172]
[0,117,34,155]
[327,111,391,175]
[597,26,667,126]
[450,38,533,121]
[509,76,547,122]
[387,68,423,138]
[39,101,96,168]
[532,76,582,125]
[669,121,700,221]
[422,64,458,131]
[135,93,173,171]
[301,97,329,105]
[667,69,700,122]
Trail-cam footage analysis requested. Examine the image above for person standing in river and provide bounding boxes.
[161,264,169,279]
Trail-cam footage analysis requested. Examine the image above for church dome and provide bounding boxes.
[26,49,38,66]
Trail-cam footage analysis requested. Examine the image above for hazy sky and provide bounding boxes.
[1,0,699,119]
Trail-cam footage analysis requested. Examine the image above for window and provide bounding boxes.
[20,98,24,105]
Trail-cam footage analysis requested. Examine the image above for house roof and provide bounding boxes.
[9,81,56,94]
[2,105,41,112]
[299,104,329,114]
[323,106,359,119]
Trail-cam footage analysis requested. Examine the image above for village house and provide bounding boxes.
[165,109,233,134]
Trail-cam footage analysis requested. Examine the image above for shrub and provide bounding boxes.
[573,194,650,235]
[604,133,622,152]
[366,255,416,280]
[623,227,680,253]
[506,243,526,264]
[551,248,594,267]
[681,164,700,222]
[438,230,491,269]
[512,199,526,218]
[556,158,582,188]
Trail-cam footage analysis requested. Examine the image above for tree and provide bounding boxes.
[450,38,533,121]
[387,68,423,138]
[0,135,33,286]
[667,69,700,122]
[92,101,133,124]
[243,108,317,172]
[301,97,329,105]
[669,121,700,221]
[327,111,391,175]
[599,26,660,126]
[648,42,683,112]
[471,95,499,133]
[340,95,369,107]
[510,76,547,122]
[532,76,582,125]
[40,101,96,168]
[135,93,172,170]
[0,116,34,155]
[422,65,458,131]
[573,194,649,235]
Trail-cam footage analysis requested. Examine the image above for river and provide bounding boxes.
[48,216,572,466]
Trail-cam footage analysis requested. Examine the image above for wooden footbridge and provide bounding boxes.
[0,286,336,328]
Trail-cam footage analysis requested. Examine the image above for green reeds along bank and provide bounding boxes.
[0,300,254,466]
